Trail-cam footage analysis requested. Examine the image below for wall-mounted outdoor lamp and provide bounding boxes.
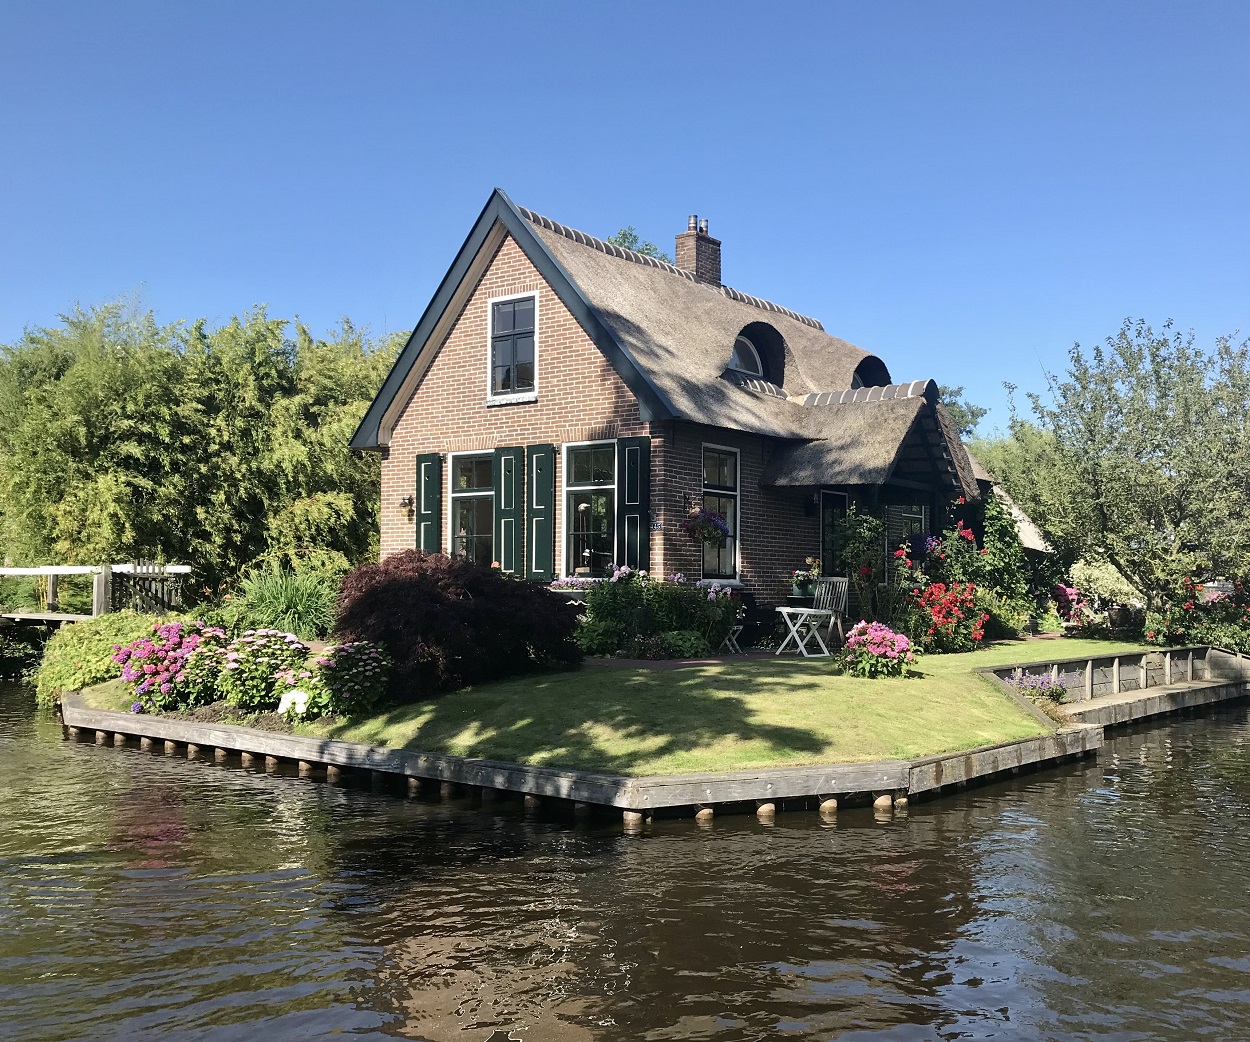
[399,495,415,521]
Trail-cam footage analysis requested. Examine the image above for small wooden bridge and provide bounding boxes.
[0,563,192,629]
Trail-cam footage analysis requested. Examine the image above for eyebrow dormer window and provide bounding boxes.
[729,335,763,377]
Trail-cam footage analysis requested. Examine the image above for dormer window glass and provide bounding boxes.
[490,295,536,398]
[728,335,763,377]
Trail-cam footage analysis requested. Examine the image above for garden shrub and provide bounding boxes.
[914,581,988,653]
[177,644,229,708]
[1146,578,1250,653]
[838,621,916,678]
[628,629,711,660]
[335,550,583,699]
[1006,668,1070,702]
[34,611,164,706]
[217,629,310,711]
[577,568,737,657]
[575,618,624,657]
[113,619,229,711]
[274,641,390,720]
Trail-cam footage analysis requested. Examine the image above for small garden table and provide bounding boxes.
[774,606,832,657]
[719,624,745,655]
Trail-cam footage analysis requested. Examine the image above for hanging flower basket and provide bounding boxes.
[680,508,730,547]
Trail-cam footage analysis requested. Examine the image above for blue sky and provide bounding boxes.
[2,1,1246,431]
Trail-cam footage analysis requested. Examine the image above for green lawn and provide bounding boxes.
[80,638,1145,777]
[302,637,1144,776]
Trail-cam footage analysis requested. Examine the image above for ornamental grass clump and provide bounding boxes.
[217,629,310,712]
[274,641,390,720]
[838,620,916,678]
[112,620,228,711]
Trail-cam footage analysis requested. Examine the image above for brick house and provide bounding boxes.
[351,189,980,605]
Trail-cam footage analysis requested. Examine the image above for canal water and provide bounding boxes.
[2,684,1248,1042]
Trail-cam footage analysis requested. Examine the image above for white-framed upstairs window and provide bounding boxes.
[487,292,537,403]
[564,441,616,578]
[702,444,740,580]
[449,453,494,564]
[728,334,763,377]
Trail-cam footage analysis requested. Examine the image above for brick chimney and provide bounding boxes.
[675,215,721,286]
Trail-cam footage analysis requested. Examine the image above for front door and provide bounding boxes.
[820,490,848,577]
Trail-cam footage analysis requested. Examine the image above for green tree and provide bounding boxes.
[938,385,988,438]
[605,226,672,263]
[970,420,1085,569]
[0,301,398,589]
[1017,319,1250,607]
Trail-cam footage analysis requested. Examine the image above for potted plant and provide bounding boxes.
[790,557,821,597]
[680,508,730,547]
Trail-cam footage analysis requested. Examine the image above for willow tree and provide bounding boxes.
[1025,319,1250,607]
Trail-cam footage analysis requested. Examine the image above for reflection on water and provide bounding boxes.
[1,683,1247,1041]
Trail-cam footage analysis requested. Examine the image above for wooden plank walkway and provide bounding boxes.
[1064,678,1248,729]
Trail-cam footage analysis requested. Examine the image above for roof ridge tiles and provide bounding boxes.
[519,205,825,332]
[794,379,938,407]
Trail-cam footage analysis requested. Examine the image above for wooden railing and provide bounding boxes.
[980,646,1250,703]
[0,562,193,620]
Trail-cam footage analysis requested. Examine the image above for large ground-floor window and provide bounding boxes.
[702,445,739,580]
[566,442,615,577]
[450,454,493,564]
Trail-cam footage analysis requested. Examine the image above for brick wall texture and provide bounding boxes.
[380,231,825,605]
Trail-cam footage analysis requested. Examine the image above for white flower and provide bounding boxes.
[278,688,310,718]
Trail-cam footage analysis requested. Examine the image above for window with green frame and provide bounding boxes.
[702,446,738,580]
[451,455,493,563]
[566,443,615,577]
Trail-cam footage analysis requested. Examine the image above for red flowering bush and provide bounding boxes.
[335,550,582,700]
[914,581,989,653]
[1145,577,1250,653]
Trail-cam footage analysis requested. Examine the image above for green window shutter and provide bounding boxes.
[526,444,556,581]
[493,446,525,573]
[616,436,651,571]
[415,452,442,552]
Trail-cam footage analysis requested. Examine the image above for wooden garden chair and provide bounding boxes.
[812,576,849,647]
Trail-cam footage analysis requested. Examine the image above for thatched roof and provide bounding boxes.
[351,189,982,501]
[529,217,885,440]
[964,450,1051,552]
[762,393,980,500]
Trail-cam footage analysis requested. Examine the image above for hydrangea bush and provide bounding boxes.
[217,629,310,711]
[838,620,916,678]
[177,644,229,708]
[112,620,228,711]
[274,641,390,720]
